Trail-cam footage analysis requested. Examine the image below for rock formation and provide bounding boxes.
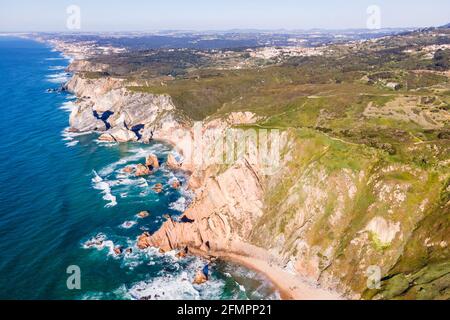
[135,164,151,177]
[146,154,159,169]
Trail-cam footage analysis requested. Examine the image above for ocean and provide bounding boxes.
[0,37,278,300]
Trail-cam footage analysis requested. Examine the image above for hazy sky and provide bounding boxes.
[1,0,449,32]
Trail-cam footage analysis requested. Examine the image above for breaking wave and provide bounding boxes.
[46,72,71,84]
[92,170,117,208]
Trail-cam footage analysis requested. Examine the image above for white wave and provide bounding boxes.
[127,257,226,300]
[45,57,64,61]
[119,221,137,229]
[59,101,77,112]
[65,140,79,147]
[97,147,150,176]
[94,139,118,147]
[82,233,116,256]
[46,72,71,84]
[61,128,92,142]
[49,65,66,71]
[169,197,188,212]
[92,171,117,208]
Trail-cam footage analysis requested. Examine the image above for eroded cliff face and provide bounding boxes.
[140,127,449,300]
[66,60,449,300]
[66,73,191,144]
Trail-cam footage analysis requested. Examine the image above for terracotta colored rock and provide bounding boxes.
[176,247,189,259]
[145,154,159,169]
[171,179,181,189]
[193,270,208,285]
[137,211,150,218]
[166,154,181,170]
[123,166,134,173]
[137,232,151,249]
[135,164,151,177]
[98,133,115,142]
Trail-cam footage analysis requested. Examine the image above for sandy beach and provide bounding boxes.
[189,248,343,300]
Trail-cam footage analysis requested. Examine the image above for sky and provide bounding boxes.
[0,0,449,32]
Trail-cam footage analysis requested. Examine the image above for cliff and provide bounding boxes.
[66,58,449,300]
[139,127,449,299]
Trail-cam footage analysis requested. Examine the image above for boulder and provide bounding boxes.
[135,164,151,177]
[166,154,182,170]
[171,179,181,189]
[99,126,138,143]
[98,133,115,142]
[114,246,122,255]
[145,154,160,169]
[193,271,208,285]
[137,211,150,218]
[122,166,134,173]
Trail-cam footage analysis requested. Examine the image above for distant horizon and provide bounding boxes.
[0,25,435,35]
[1,0,449,32]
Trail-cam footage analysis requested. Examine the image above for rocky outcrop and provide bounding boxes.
[137,156,266,255]
[146,154,159,169]
[166,154,182,170]
[135,164,151,177]
[66,73,187,142]
[98,126,137,142]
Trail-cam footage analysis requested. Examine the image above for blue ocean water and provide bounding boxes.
[0,37,278,300]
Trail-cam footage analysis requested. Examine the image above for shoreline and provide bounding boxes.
[189,247,342,300]
[50,38,343,301]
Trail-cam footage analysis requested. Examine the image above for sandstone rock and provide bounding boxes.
[98,133,115,142]
[176,249,188,259]
[137,232,151,249]
[166,154,182,170]
[123,166,134,174]
[101,126,138,143]
[193,270,208,285]
[135,164,151,177]
[171,179,181,189]
[137,211,150,218]
[145,154,160,169]
[114,246,122,255]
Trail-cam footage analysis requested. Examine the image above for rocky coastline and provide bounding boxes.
[54,36,449,301]
[57,42,344,299]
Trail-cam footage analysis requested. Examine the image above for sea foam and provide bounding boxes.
[92,171,117,208]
